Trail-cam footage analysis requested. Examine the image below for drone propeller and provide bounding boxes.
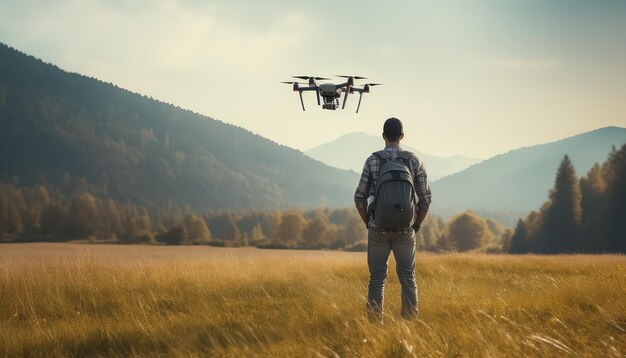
[292,76,330,80]
[336,75,368,80]
[363,83,382,91]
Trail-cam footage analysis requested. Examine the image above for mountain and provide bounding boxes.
[305,132,482,181]
[0,43,358,210]
[431,127,626,213]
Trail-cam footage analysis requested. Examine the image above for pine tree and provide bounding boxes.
[604,144,626,252]
[509,219,529,253]
[543,155,582,253]
[580,163,607,251]
[185,214,211,244]
[602,145,618,183]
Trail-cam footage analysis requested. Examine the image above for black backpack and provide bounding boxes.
[368,150,417,228]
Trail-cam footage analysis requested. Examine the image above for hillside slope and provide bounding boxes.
[431,126,626,212]
[0,43,358,210]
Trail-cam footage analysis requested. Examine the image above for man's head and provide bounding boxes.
[383,117,404,144]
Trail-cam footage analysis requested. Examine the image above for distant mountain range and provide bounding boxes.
[2,42,624,219]
[431,126,626,213]
[0,43,358,210]
[305,132,482,181]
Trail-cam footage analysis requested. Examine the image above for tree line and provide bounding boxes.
[0,178,514,252]
[0,181,367,250]
[510,144,626,253]
[3,143,623,253]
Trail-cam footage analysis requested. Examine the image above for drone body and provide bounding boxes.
[281,75,381,113]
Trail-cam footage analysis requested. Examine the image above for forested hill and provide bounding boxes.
[0,43,358,210]
[431,126,626,213]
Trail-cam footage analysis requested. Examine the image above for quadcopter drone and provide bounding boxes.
[281,75,381,113]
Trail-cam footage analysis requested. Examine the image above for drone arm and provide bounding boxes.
[341,87,349,109]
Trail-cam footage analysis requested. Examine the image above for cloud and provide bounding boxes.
[0,0,312,73]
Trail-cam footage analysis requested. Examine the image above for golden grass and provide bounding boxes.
[0,243,624,357]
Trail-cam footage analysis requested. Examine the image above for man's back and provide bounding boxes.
[354,144,431,230]
[353,117,431,321]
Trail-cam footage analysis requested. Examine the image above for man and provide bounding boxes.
[354,117,431,321]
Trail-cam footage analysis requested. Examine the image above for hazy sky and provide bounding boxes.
[1,0,625,158]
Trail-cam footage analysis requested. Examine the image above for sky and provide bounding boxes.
[1,0,625,159]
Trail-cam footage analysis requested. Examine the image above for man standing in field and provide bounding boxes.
[354,117,431,321]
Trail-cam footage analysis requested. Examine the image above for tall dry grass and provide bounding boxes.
[0,243,624,357]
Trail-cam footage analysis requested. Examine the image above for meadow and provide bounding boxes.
[0,243,624,357]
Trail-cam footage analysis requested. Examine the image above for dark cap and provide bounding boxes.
[383,117,403,141]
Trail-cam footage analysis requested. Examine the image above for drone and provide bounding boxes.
[281,75,381,113]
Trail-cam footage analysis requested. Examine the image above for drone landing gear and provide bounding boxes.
[298,90,306,111]
[356,92,364,113]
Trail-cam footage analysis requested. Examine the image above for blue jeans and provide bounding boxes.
[367,229,418,319]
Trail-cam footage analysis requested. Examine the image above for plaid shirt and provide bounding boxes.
[354,144,432,228]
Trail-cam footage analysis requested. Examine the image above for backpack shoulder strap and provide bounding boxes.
[372,150,392,162]
[397,151,413,161]
[397,151,414,167]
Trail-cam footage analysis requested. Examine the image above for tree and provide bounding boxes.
[302,209,333,249]
[249,223,265,244]
[185,214,211,244]
[542,155,582,252]
[580,163,607,251]
[6,204,23,235]
[269,211,282,241]
[224,213,240,242]
[101,199,122,239]
[275,210,307,246]
[509,219,529,253]
[604,144,626,252]
[442,211,492,252]
[68,193,98,238]
[332,211,366,250]
[485,219,505,240]
[157,224,188,245]
[500,228,514,252]
[417,219,441,252]
[39,203,68,238]
[35,186,50,207]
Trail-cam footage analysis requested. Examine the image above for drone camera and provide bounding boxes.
[323,103,337,110]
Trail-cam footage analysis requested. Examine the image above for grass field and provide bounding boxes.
[0,244,624,357]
